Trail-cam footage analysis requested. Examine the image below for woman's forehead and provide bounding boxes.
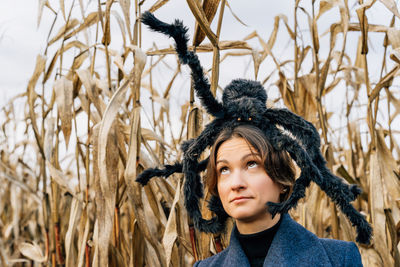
[216,137,258,160]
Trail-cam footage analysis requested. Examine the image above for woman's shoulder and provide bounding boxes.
[318,238,363,266]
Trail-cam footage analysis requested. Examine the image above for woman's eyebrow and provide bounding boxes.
[216,153,261,165]
[216,159,228,165]
[241,153,261,161]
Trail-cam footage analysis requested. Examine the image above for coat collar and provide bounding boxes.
[224,213,333,267]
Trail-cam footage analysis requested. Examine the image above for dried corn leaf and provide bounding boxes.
[187,0,218,47]
[48,19,79,46]
[225,1,247,26]
[356,0,375,54]
[128,45,147,94]
[376,131,400,205]
[187,107,203,139]
[193,0,221,46]
[54,77,73,146]
[369,143,394,267]
[111,10,127,46]
[65,198,81,267]
[18,242,46,262]
[142,128,167,145]
[98,124,119,266]
[368,65,399,102]
[78,93,101,124]
[27,55,47,155]
[37,0,49,28]
[65,12,102,40]
[388,28,400,49]
[359,247,384,267]
[266,16,280,50]
[76,69,106,116]
[311,16,319,53]
[60,0,66,21]
[317,0,339,20]
[162,179,181,267]
[102,0,114,46]
[44,40,88,83]
[43,117,56,160]
[119,0,132,43]
[346,22,388,33]
[390,48,400,64]
[149,0,170,13]
[76,208,90,267]
[46,161,78,197]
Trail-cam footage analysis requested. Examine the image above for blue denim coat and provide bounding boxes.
[194,213,362,267]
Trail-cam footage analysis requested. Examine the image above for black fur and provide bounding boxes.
[137,11,372,245]
[136,158,209,185]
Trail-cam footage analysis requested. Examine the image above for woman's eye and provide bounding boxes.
[219,167,229,175]
[247,161,258,169]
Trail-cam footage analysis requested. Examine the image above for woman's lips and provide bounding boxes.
[230,196,251,203]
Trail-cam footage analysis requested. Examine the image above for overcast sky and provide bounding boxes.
[0,1,47,104]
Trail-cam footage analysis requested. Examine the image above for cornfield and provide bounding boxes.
[0,0,399,266]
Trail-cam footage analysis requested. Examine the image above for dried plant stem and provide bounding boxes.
[210,0,226,95]
[363,53,376,147]
[52,252,56,266]
[98,0,113,90]
[189,224,198,262]
[85,244,91,267]
[55,222,65,264]
[114,206,121,249]
[294,0,300,94]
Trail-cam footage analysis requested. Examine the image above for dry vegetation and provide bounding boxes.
[1,0,400,266]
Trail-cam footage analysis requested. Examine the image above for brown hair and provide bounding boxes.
[206,124,295,202]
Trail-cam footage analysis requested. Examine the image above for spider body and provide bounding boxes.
[137,11,372,244]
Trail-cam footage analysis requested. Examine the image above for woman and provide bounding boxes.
[194,125,363,267]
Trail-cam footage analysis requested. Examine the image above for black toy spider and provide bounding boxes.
[136,11,372,244]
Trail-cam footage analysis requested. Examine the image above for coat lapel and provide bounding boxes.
[264,213,332,267]
[223,225,251,266]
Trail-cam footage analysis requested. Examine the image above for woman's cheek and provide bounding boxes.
[217,180,229,202]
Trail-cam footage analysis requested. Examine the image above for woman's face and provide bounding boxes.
[216,137,282,230]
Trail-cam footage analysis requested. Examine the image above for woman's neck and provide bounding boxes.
[236,213,281,234]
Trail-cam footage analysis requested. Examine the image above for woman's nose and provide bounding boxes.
[230,169,247,191]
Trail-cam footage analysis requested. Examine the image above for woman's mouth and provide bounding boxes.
[230,196,251,203]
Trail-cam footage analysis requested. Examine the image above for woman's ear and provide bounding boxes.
[280,186,288,194]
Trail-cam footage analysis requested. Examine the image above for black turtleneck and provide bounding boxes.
[236,216,282,267]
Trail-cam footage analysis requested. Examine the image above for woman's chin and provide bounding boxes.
[229,209,259,221]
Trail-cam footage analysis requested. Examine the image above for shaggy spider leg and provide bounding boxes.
[182,119,228,233]
[264,125,371,244]
[136,158,209,186]
[265,111,361,201]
